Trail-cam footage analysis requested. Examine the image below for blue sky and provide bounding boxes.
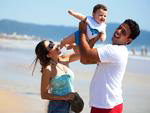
[0,0,150,31]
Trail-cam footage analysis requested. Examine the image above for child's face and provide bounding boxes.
[93,9,107,24]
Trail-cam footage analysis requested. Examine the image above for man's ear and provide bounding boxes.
[127,38,132,45]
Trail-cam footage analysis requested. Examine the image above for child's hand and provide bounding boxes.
[97,32,106,42]
[68,10,73,15]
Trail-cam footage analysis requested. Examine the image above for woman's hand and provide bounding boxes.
[64,92,75,101]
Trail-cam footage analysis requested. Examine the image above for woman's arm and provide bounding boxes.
[60,52,80,63]
[68,53,80,63]
[60,44,80,63]
[41,68,74,100]
[68,10,86,21]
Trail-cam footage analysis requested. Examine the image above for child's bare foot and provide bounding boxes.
[66,44,74,50]
[60,41,65,49]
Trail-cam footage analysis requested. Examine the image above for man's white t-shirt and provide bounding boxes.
[89,44,128,108]
[86,16,106,40]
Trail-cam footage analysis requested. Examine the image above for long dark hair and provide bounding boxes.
[32,40,54,75]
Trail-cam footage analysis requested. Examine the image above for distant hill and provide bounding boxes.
[0,19,150,48]
[0,19,76,41]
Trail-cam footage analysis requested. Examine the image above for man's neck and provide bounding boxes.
[112,42,126,46]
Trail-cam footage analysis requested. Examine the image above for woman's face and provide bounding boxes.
[44,41,61,58]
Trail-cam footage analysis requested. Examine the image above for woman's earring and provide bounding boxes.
[46,54,50,58]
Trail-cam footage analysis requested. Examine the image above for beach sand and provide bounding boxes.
[0,39,150,113]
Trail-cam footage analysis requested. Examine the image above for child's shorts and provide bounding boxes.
[74,30,80,46]
[74,30,90,46]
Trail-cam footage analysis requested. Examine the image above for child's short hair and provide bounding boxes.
[93,4,107,14]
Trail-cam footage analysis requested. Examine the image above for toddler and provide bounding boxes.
[60,4,108,48]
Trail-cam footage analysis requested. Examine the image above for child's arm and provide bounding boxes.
[68,10,86,21]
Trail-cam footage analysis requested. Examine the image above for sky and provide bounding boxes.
[0,0,150,31]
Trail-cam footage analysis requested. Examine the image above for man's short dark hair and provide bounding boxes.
[93,4,107,14]
[124,19,140,40]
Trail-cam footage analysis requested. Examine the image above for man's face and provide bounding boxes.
[112,23,131,45]
[93,9,107,24]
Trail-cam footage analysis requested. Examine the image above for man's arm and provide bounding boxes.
[88,36,99,48]
[78,21,101,64]
[88,32,104,48]
[68,10,86,21]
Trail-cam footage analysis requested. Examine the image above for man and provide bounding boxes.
[78,19,140,113]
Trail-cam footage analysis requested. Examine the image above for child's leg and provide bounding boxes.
[61,33,75,48]
[60,30,80,48]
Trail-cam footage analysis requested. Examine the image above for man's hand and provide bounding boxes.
[79,20,87,34]
[64,92,75,101]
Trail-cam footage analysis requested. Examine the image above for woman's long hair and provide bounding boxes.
[32,40,54,75]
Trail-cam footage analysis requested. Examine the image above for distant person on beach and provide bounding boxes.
[131,48,136,55]
[78,19,140,113]
[145,47,148,56]
[141,46,148,56]
[33,40,82,113]
[60,4,107,49]
[141,47,145,56]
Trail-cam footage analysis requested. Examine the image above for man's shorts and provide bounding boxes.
[90,103,123,113]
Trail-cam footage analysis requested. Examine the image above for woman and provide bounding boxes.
[33,40,80,113]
